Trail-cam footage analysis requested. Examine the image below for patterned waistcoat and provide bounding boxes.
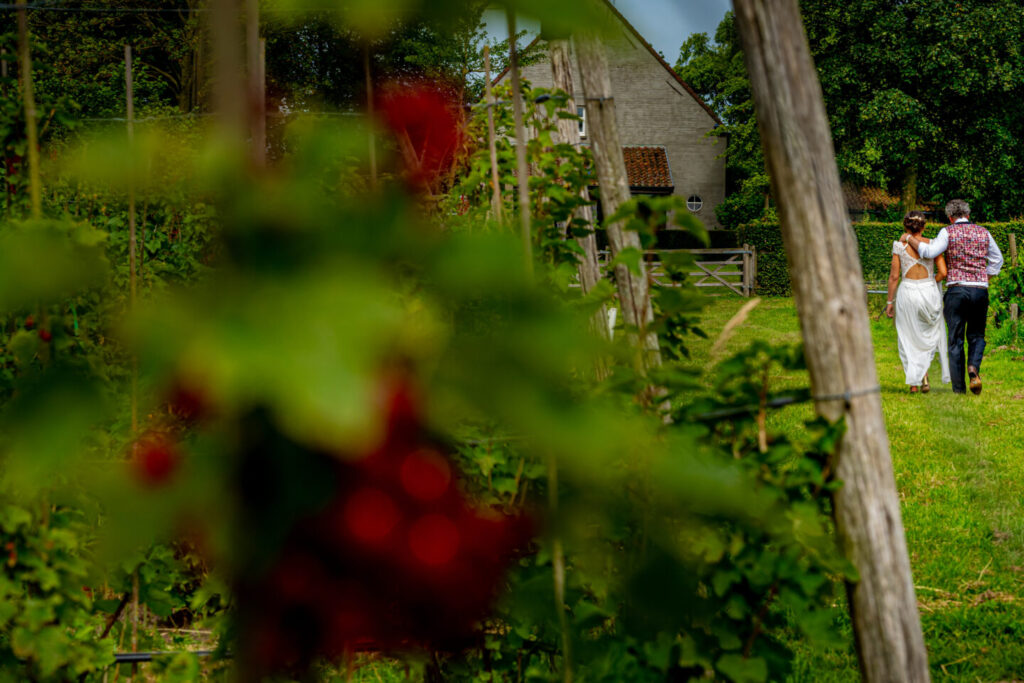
[946,223,989,284]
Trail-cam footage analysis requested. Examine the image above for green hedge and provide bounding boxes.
[737,221,1022,296]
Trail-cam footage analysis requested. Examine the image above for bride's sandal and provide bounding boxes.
[910,385,920,394]
[921,374,930,394]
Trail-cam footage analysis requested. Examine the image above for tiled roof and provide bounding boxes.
[623,146,673,189]
[842,183,935,211]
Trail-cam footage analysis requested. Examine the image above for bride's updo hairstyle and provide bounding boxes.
[903,211,926,234]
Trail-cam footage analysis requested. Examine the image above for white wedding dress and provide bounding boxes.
[893,241,950,386]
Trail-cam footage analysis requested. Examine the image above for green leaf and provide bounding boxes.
[610,247,644,276]
[717,654,768,683]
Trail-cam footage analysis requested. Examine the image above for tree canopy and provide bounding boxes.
[678,1,1024,224]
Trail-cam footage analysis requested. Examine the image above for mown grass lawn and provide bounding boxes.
[685,296,1024,682]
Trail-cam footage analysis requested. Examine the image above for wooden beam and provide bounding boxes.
[507,11,534,279]
[732,1,930,680]
[483,46,503,223]
[575,31,661,370]
[549,38,608,341]
[16,0,41,218]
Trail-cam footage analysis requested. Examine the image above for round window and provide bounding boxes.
[686,195,703,212]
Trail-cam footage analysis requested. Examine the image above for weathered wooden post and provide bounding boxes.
[16,0,41,218]
[482,46,503,224]
[1010,233,1019,324]
[732,1,930,681]
[211,0,246,148]
[548,38,608,339]
[124,44,142,683]
[742,243,752,297]
[125,45,139,440]
[246,0,265,167]
[574,31,661,370]
[507,10,534,278]
[750,246,758,294]
[363,43,377,189]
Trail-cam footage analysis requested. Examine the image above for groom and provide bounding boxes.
[903,199,1003,394]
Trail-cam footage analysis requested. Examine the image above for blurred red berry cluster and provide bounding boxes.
[236,375,533,675]
[376,83,465,193]
[132,433,181,487]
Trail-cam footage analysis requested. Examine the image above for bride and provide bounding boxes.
[886,211,950,393]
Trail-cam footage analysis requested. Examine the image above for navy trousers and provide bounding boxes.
[943,286,989,394]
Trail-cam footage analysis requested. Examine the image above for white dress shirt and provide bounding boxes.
[915,218,1004,288]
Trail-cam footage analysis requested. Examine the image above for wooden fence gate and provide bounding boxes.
[649,245,758,297]
[592,244,758,297]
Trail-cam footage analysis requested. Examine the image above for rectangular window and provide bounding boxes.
[577,105,586,138]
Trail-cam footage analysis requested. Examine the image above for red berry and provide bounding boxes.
[38,329,52,342]
[343,487,400,543]
[399,449,451,502]
[168,382,208,422]
[379,375,418,427]
[133,436,179,486]
[23,315,34,330]
[408,513,460,566]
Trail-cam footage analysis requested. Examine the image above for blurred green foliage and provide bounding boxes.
[0,2,856,681]
[990,262,1023,346]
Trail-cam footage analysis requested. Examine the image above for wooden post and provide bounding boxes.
[130,567,139,682]
[125,45,139,441]
[16,0,41,218]
[363,42,377,190]
[751,247,758,294]
[742,243,751,297]
[126,46,137,322]
[574,31,661,370]
[732,2,930,681]
[125,47,140,683]
[245,0,265,166]
[506,11,533,278]
[482,46,503,224]
[1012,234,1019,324]
[548,38,608,339]
[212,0,246,146]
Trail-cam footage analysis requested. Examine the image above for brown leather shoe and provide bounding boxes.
[968,366,982,395]
[921,374,930,394]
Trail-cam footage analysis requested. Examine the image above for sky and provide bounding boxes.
[483,0,732,63]
[610,0,732,60]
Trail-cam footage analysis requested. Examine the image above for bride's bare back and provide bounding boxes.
[904,239,929,279]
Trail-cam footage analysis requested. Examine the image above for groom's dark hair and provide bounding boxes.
[903,211,926,233]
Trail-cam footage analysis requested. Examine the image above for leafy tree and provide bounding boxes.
[801,0,1024,219]
[0,0,206,117]
[679,2,1024,223]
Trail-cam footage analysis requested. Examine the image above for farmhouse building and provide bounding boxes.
[495,1,727,229]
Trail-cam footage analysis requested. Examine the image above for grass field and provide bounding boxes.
[350,295,1024,682]
[686,296,1024,682]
